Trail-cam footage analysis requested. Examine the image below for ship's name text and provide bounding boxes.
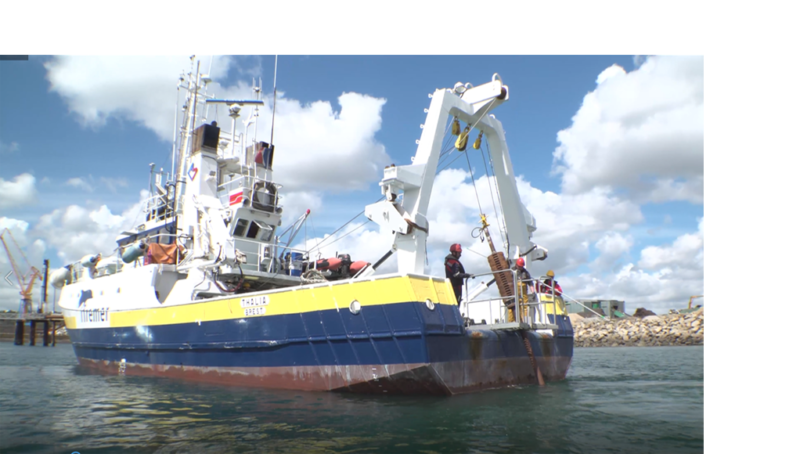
[80,308,110,323]
[240,295,270,308]
[244,307,267,317]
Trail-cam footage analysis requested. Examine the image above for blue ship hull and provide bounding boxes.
[68,301,574,394]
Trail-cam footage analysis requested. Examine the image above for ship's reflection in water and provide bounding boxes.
[1,344,703,454]
[56,365,549,453]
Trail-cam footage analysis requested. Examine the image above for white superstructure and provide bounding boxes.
[53,62,549,321]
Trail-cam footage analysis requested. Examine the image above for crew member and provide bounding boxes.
[445,243,472,306]
[515,258,532,285]
[537,270,562,296]
[512,258,535,323]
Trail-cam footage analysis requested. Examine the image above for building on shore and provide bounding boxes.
[569,299,627,318]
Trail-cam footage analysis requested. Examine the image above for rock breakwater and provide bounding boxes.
[571,308,703,347]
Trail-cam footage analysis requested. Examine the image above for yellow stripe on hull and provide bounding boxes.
[64,275,457,330]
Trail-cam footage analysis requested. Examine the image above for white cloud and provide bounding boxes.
[0,217,30,240]
[0,140,19,154]
[553,56,704,204]
[45,56,234,141]
[646,177,704,204]
[0,173,37,209]
[64,175,129,193]
[34,191,148,263]
[638,217,704,271]
[279,190,323,223]
[45,56,391,194]
[516,179,643,276]
[65,177,93,192]
[99,177,129,193]
[201,82,390,192]
[596,64,626,84]
[560,217,704,314]
[633,55,648,68]
[591,232,634,272]
[269,93,390,192]
[526,56,705,313]
[1,190,149,310]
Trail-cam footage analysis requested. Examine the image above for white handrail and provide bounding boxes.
[527,277,606,319]
[462,269,607,326]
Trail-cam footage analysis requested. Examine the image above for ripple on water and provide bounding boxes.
[0,343,702,454]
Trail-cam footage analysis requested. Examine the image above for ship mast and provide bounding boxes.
[176,57,202,188]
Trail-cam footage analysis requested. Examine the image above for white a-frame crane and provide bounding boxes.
[364,74,546,275]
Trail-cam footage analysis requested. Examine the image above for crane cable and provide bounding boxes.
[307,195,385,253]
[479,142,510,253]
[311,220,371,252]
[308,112,494,255]
[438,116,459,159]
[479,143,502,237]
[307,210,366,253]
[308,113,461,255]
[463,148,484,217]
[438,148,465,172]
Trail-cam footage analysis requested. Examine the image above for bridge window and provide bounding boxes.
[245,220,273,241]
[246,221,260,239]
[233,219,249,237]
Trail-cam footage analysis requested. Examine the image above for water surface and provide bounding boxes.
[0,343,703,453]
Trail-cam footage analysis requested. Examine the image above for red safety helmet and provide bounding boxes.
[450,243,462,253]
[516,257,525,267]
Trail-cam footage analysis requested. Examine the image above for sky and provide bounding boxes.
[0,55,704,314]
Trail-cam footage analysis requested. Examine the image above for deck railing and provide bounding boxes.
[463,268,606,329]
[217,175,281,213]
[229,237,308,275]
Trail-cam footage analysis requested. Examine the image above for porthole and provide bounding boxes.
[425,299,435,311]
[349,300,361,315]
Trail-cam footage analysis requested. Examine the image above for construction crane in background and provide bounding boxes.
[1,228,43,315]
[688,295,703,310]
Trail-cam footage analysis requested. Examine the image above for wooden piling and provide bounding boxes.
[11,314,66,347]
[14,320,24,345]
[43,320,50,346]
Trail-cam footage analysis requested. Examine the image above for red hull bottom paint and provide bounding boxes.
[77,356,573,395]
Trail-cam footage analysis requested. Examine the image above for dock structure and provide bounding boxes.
[13,313,65,347]
[0,249,67,346]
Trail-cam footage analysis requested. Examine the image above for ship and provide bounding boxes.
[55,58,574,395]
